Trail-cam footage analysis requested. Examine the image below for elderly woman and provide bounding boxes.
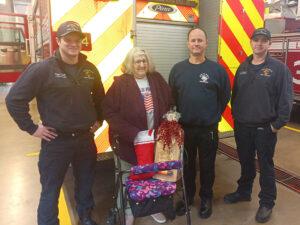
[103,47,172,225]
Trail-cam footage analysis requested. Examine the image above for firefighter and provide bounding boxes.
[169,26,231,219]
[224,28,293,223]
[6,21,105,225]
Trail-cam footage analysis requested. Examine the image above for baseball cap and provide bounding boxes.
[56,21,83,38]
[251,28,271,40]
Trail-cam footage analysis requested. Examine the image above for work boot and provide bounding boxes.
[198,198,212,219]
[80,215,98,225]
[223,191,251,204]
[255,206,272,223]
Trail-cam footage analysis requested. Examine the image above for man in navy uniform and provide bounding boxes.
[6,21,105,225]
[169,26,231,219]
[224,28,293,223]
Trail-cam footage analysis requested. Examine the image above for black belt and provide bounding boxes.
[56,129,90,137]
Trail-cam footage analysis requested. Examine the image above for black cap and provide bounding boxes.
[56,21,83,38]
[251,28,271,40]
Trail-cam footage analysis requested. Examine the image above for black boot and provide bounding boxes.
[80,212,98,225]
[255,206,272,223]
[224,191,251,204]
[198,198,212,219]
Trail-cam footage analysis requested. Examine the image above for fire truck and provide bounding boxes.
[30,0,264,154]
[0,12,31,83]
[269,33,300,104]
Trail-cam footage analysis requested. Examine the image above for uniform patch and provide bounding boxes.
[239,71,247,75]
[83,69,95,80]
[54,73,67,79]
[199,73,209,83]
[260,68,273,77]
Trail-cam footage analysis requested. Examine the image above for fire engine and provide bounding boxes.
[0,12,30,82]
[269,33,300,104]
[28,0,264,154]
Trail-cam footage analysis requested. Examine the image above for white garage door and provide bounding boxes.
[136,22,192,81]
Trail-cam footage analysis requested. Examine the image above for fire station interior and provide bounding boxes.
[1,0,300,225]
[1,86,300,225]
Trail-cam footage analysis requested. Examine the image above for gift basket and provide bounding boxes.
[153,110,184,182]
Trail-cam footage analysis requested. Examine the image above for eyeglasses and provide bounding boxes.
[134,59,148,65]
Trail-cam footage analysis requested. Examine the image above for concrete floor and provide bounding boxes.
[221,122,300,176]
[1,84,300,225]
[0,85,40,225]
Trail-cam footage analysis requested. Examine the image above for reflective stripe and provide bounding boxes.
[97,34,133,82]
[240,0,264,28]
[50,0,133,154]
[219,36,240,75]
[51,0,80,27]
[218,0,264,132]
[222,0,252,56]
[83,0,133,42]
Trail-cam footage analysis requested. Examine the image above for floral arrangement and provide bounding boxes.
[156,109,183,151]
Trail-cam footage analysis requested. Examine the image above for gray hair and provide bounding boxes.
[121,47,155,75]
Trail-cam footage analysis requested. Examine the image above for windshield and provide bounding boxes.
[0,27,25,43]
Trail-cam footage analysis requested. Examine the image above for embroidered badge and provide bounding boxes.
[199,73,209,83]
[260,68,273,77]
[83,69,95,80]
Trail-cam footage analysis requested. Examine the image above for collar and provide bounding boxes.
[245,53,271,66]
[54,50,87,65]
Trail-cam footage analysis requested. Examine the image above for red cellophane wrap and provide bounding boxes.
[154,111,183,182]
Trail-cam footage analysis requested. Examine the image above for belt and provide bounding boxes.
[56,129,90,137]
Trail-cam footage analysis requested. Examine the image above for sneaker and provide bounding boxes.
[255,206,272,223]
[198,198,212,219]
[224,191,251,204]
[151,213,167,224]
[125,214,135,225]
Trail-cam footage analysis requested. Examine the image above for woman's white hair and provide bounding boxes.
[121,47,155,75]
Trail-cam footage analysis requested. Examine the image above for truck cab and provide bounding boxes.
[0,26,30,73]
[269,33,300,104]
[0,13,30,82]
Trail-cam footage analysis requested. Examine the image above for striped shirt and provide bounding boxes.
[135,77,154,129]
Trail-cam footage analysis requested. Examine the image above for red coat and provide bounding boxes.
[102,72,172,164]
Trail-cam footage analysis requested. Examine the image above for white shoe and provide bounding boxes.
[151,213,167,224]
[125,214,135,225]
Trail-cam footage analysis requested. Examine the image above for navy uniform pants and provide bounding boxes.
[234,122,277,208]
[37,131,97,225]
[183,125,218,202]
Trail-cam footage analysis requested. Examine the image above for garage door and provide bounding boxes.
[136,22,192,81]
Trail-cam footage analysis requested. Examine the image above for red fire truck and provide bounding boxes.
[0,12,31,83]
[269,33,300,104]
